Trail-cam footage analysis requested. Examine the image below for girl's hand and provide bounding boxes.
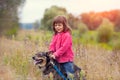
[50,54,55,59]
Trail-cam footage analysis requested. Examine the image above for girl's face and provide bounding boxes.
[54,23,64,33]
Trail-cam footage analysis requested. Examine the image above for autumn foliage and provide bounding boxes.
[80,10,120,31]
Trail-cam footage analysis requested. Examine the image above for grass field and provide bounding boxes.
[0,30,120,80]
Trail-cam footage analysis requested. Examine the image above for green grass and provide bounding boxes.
[3,49,29,78]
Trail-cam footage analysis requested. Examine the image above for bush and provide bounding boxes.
[113,40,120,50]
[111,32,120,50]
[97,18,114,43]
[78,22,88,35]
[5,27,18,38]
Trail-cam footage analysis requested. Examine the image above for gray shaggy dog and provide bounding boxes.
[32,51,86,80]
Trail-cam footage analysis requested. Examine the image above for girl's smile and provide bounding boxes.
[54,23,64,33]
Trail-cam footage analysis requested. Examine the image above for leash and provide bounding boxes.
[50,61,67,80]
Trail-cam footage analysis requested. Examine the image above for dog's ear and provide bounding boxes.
[42,52,47,56]
[34,52,46,58]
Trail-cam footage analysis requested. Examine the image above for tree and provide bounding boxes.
[40,6,68,30]
[0,0,25,37]
[68,13,80,29]
[80,12,102,30]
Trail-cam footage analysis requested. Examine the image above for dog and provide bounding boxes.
[32,51,86,80]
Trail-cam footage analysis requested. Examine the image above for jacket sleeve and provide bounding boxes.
[49,35,56,52]
[54,33,72,57]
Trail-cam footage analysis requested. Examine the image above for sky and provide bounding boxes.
[19,0,120,23]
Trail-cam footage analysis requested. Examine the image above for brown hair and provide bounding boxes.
[52,15,72,34]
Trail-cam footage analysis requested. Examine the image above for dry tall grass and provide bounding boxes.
[0,30,120,80]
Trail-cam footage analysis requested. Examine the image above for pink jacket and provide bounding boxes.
[49,32,74,63]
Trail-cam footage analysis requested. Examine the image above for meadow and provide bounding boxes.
[0,30,120,80]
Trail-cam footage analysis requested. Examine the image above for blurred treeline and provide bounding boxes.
[0,0,25,37]
[38,6,120,50]
[0,3,120,50]
[40,6,120,31]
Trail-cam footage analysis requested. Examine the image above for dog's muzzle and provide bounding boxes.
[32,56,47,68]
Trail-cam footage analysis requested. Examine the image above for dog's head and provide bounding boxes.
[32,52,48,68]
[32,51,54,75]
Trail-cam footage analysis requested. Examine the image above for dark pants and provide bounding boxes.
[60,62,74,80]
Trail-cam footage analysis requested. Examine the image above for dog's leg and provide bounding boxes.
[41,74,51,80]
[74,70,80,80]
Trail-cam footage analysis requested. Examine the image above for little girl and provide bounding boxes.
[49,15,75,80]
